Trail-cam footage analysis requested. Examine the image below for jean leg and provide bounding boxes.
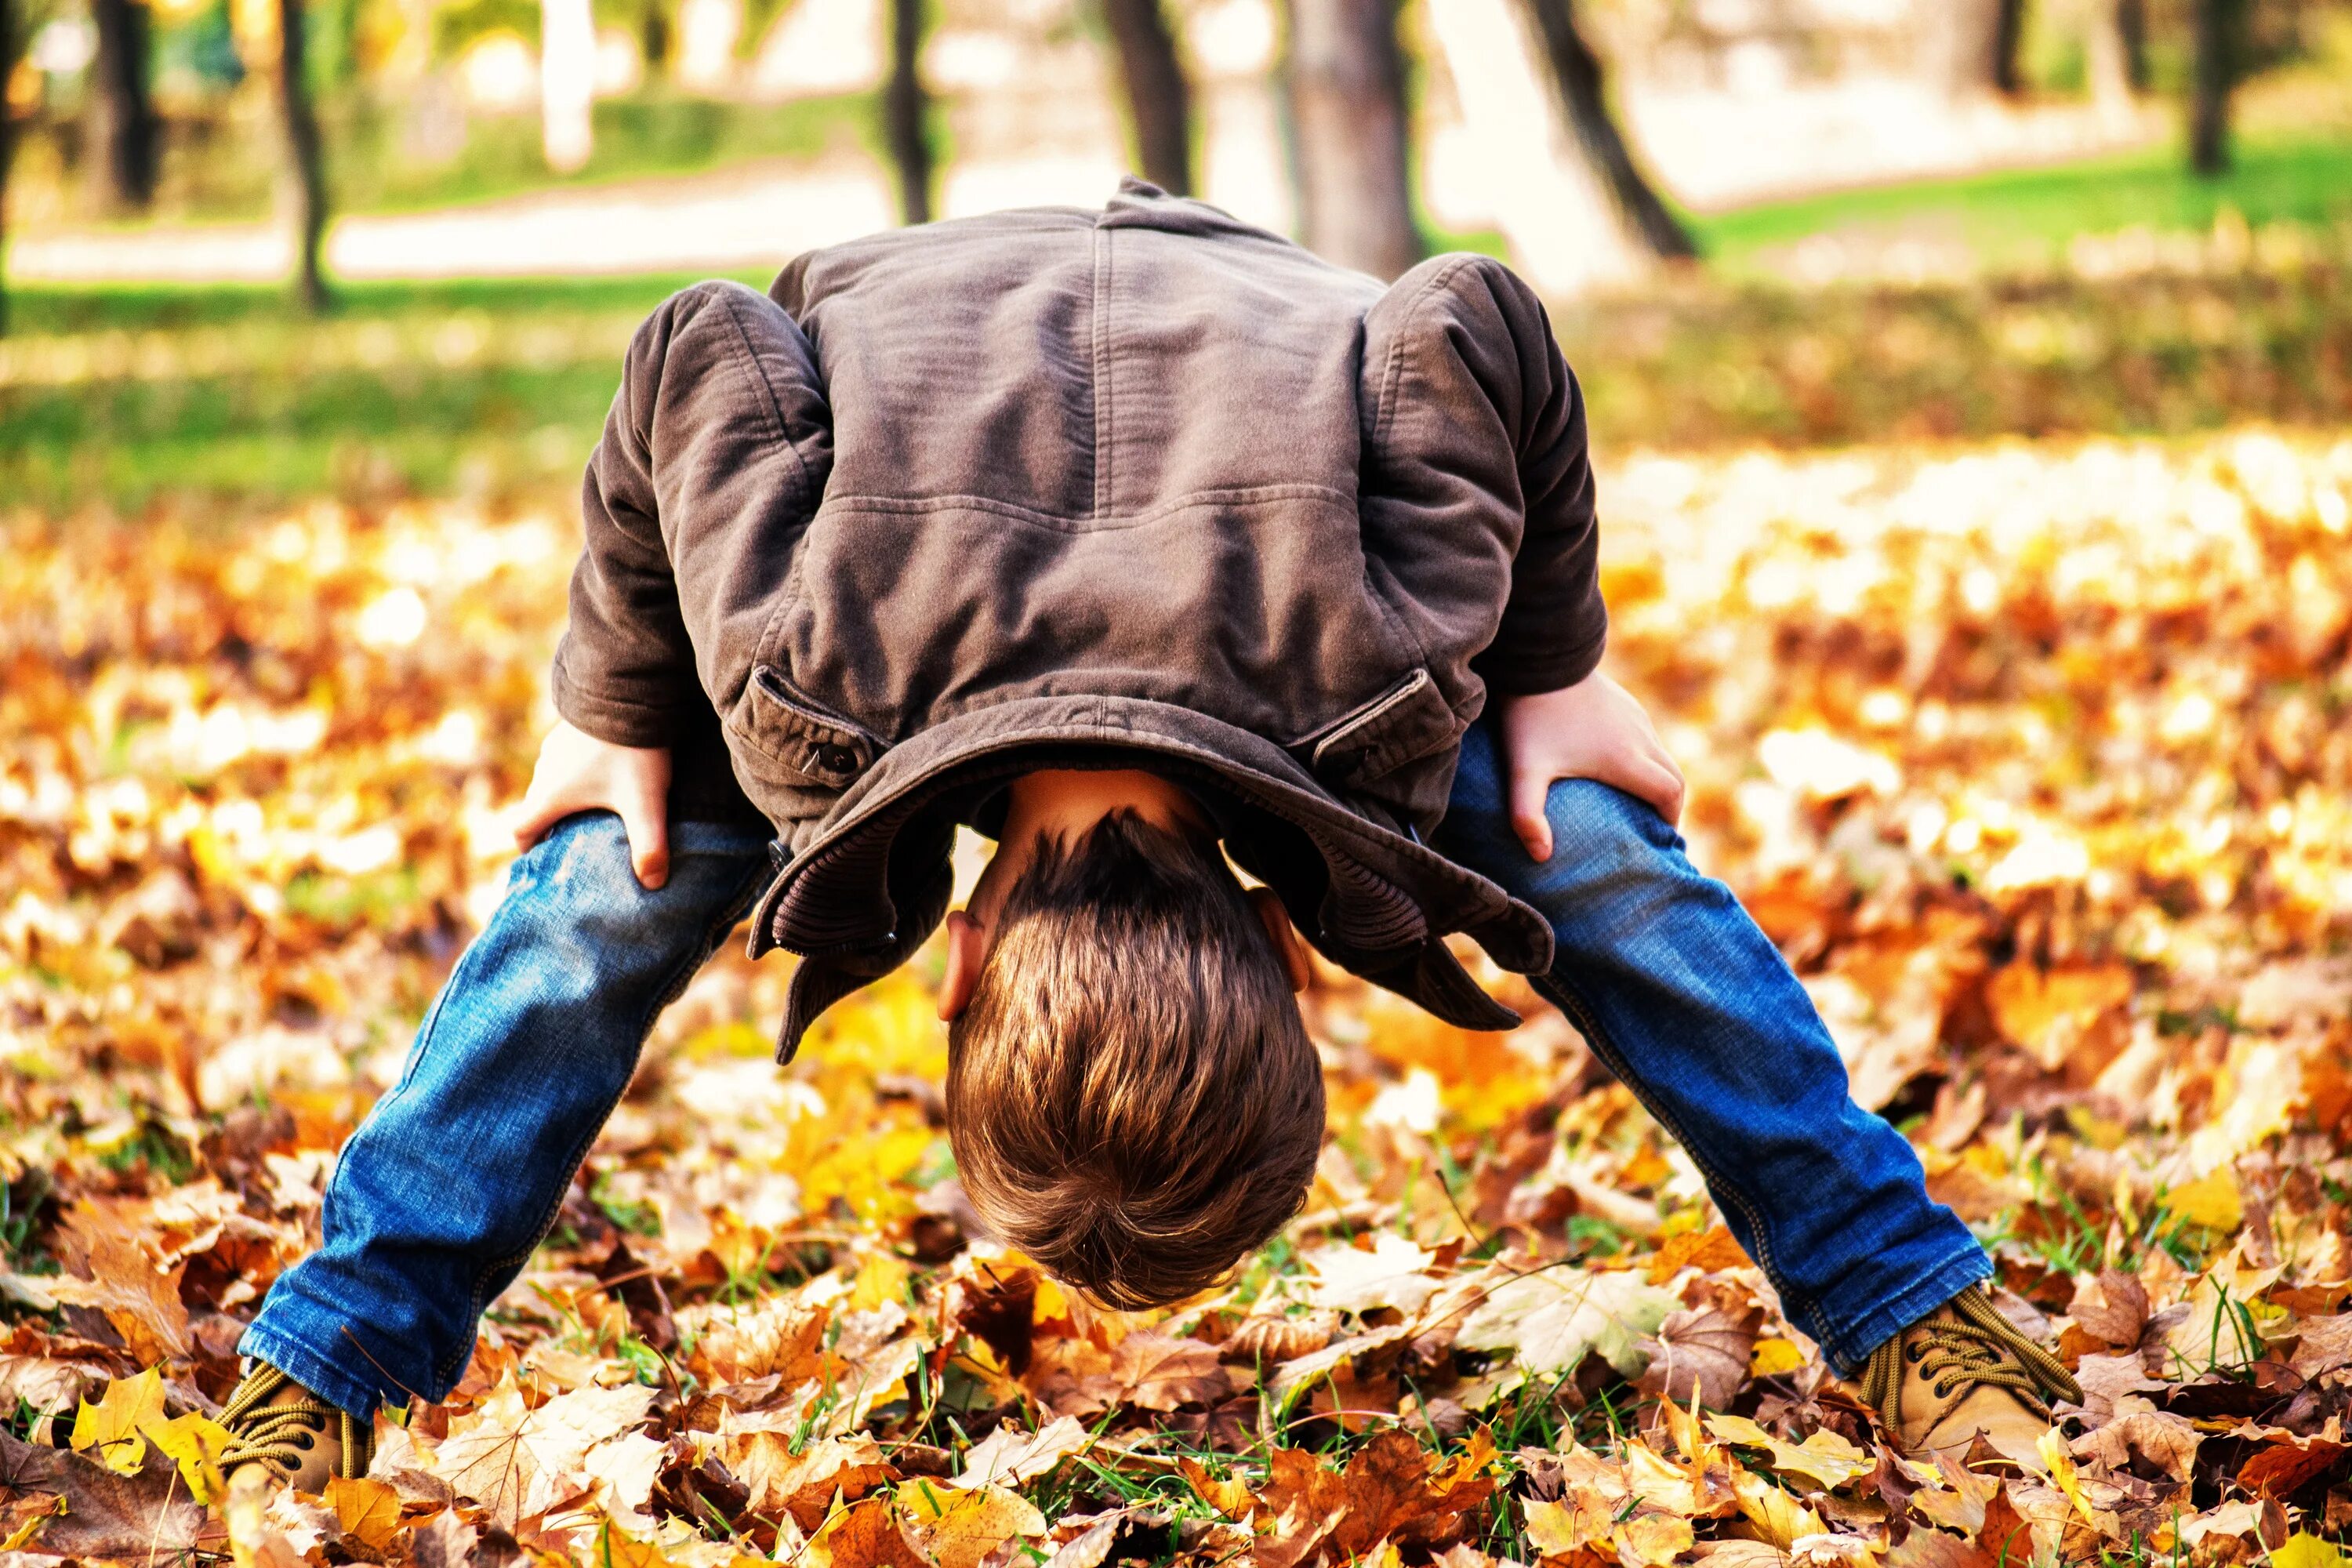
[1436,720,1988,1374]
[240,814,771,1417]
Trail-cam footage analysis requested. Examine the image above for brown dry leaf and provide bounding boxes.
[726,1432,898,1528]
[1882,1533,1994,1568]
[1258,1428,1495,1562]
[1637,1305,1759,1410]
[954,1415,1091,1489]
[2235,1431,2351,1498]
[45,1204,192,1365]
[1109,1329,1231,1410]
[427,1372,654,1530]
[804,1494,928,1568]
[2072,1399,2201,1483]
[2067,1269,2151,1348]
[1224,1310,1340,1365]
[0,1429,213,1561]
[2288,1315,2352,1377]
[900,1479,1049,1568]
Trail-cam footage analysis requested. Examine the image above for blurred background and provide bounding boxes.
[0,0,2347,505]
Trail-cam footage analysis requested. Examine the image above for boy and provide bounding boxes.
[219,179,2074,1490]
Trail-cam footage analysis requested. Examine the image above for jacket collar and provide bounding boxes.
[748,693,1552,1058]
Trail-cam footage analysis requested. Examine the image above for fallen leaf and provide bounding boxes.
[0,1428,212,1560]
[955,1416,1090,1489]
[1638,1305,1759,1410]
[900,1479,1049,1568]
[70,1366,167,1477]
[325,1475,405,1552]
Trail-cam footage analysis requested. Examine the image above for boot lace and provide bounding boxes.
[1861,1283,2083,1432]
[220,1364,375,1482]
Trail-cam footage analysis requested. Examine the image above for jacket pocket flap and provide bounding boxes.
[1302,668,1456,788]
[731,666,883,789]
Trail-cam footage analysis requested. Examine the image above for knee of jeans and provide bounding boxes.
[1545,778,1674,872]
[500,816,685,960]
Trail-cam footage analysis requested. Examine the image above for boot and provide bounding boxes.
[220,1363,374,1492]
[1856,1283,2081,1465]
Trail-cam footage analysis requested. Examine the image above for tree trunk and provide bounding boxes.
[1279,0,1417,279]
[0,0,16,336]
[2118,0,2147,87]
[275,0,329,312]
[2190,0,2243,176]
[1518,0,1693,260]
[2085,0,2137,116]
[884,0,931,223]
[1101,0,1192,195]
[85,0,159,212]
[1991,0,2027,95]
[1916,0,2005,99]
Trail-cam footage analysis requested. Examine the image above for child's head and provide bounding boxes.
[938,770,1323,1308]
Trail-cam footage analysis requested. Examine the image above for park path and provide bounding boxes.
[5,152,1127,285]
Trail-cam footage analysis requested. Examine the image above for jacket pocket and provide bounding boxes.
[726,666,885,793]
[1294,667,1459,791]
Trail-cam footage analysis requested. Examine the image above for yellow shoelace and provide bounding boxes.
[219,1365,375,1482]
[1861,1283,2084,1431]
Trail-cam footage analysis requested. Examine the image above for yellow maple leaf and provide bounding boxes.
[140,1409,234,1504]
[1731,1465,1824,1548]
[326,1475,406,1552]
[70,1367,165,1476]
[898,1479,1047,1568]
[2271,1534,2348,1568]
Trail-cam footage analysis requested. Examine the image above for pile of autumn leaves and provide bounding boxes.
[9,430,2352,1567]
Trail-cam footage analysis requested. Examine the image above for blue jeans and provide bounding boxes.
[244,727,1985,1416]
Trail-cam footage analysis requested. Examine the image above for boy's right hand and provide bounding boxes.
[512,720,673,889]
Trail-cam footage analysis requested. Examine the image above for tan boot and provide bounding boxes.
[1856,1283,2082,1466]
[220,1363,374,1492]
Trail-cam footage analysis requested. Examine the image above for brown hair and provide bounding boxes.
[946,811,1325,1308]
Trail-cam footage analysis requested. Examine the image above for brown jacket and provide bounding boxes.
[554,178,1606,1058]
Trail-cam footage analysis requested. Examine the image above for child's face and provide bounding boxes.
[935,768,1312,1020]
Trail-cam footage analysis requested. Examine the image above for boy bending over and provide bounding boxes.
[219,180,2074,1489]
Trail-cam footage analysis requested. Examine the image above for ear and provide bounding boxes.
[1249,886,1313,994]
[938,909,987,1021]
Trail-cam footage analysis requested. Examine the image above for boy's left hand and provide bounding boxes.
[1498,672,1684,858]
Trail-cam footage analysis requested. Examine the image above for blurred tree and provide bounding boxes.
[1101,0,1191,194]
[2086,0,2147,114]
[2190,0,2245,174]
[87,0,159,211]
[1917,0,2009,97]
[883,0,930,222]
[1519,0,1693,260]
[275,0,328,310]
[1279,0,1417,278]
[2118,0,2147,86]
[1992,0,2026,93]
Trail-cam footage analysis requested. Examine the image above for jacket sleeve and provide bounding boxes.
[1358,253,1606,699]
[552,281,831,746]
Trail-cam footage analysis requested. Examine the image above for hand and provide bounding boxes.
[1498,672,1685,858]
[511,720,673,888]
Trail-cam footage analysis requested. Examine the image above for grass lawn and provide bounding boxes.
[1691,130,2352,274]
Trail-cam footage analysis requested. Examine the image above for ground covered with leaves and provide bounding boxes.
[9,428,2352,1566]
